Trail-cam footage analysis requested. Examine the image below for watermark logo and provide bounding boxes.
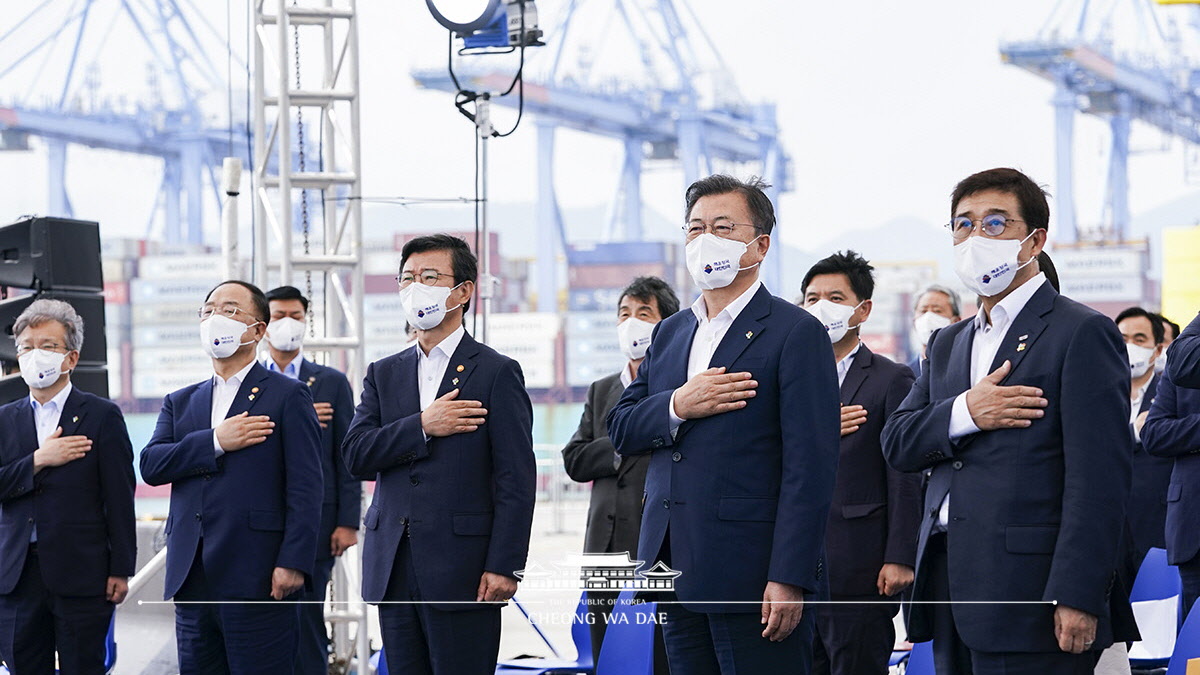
[515,552,681,592]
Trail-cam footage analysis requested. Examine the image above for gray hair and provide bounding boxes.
[13,298,85,352]
[914,284,962,317]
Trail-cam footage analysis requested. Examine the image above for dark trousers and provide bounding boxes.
[174,544,300,675]
[925,533,1094,675]
[294,553,336,675]
[659,596,814,675]
[812,596,897,675]
[1179,556,1200,624]
[0,547,112,675]
[586,591,671,673]
[378,536,500,675]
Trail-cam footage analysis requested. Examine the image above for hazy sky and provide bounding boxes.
[1,0,1198,255]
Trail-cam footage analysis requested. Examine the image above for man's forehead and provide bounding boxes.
[689,191,752,220]
[955,189,1020,215]
[806,273,852,293]
[402,251,451,271]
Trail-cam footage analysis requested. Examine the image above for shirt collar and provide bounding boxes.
[837,341,861,372]
[214,360,257,387]
[266,352,304,379]
[690,280,762,325]
[421,324,466,362]
[974,272,1047,334]
[620,362,635,388]
[30,381,73,413]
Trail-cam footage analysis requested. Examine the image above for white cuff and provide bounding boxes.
[948,392,981,439]
[212,430,225,457]
[668,390,685,432]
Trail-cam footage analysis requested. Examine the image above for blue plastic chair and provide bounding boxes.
[1129,547,1183,668]
[888,648,910,669]
[594,590,656,675]
[496,592,593,673]
[1166,600,1200,675]
[371,647,388,675]
[905,640,934,675]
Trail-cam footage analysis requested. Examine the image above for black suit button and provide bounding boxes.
[617,481,627,489]
[410,476,420,486]
[194,513,202,521]
[27,517,33,524]
[606,514,614,520]
[929,507,938,516]
[652,437,664,448]
[662,499,670,509]
[952,461,963,470]
[672,451,682,462]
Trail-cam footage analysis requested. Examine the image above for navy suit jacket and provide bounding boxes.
[1142,367,1200,567]
[342,333,536,609]
[882,282,1132,653]
[140,363,323,600]
[297,359,361,550]
[826,345,921,597]
[1129,375,1171,556]
[606,285,841,613]
[0,387,136,597]
[1168,312,1200,389]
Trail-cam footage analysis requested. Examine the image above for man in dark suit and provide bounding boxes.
[562,275,679,666]
[881,168,1132,674]
[1115,307,1168,566]
[799,251,921,675]
[0,299,136,674]
[1143,309,1200,621]
[263,285,361,675]
[342,234,536,675]
[607,175,840,674]
[140,280,323,675]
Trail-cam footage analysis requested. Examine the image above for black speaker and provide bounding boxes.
[0,367,109,405]
[0,217,103,292]
[0,292,107,366]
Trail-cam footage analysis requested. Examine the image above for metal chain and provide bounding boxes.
[292,6,316,337]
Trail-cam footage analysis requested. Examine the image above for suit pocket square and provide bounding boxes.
[717,497,778,522]
[1004,525,1059,554]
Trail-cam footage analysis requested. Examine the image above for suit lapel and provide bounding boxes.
[223,363,269,419]
[988,283,1055,384]
[188,378,215,431]
[14,399,38,457]
[944,321,976,395]
[298,358,321,392]
[839,345,872,405]
[707,285,771,371]
[436,333,480,398]
[57,387,87,436]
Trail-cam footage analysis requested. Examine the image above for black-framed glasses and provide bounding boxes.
[946,214,1025,240]
[682,220,758,240]
[396,270,455,288]
[15,343,69,356]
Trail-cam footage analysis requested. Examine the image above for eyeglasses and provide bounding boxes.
[15,343,68,356]
[396,270,455,288]
[946,214,1026,240]
[682,220,758,240]
[198,304,256,320]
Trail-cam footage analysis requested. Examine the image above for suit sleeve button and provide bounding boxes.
[662,499,670,509]
[952,461,963,470]
[672,451,682,462]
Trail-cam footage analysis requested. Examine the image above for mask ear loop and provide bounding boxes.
[443,281,467,314]
[846,300,867,332]
[1013,229,1041,271]
[737,234,765,272]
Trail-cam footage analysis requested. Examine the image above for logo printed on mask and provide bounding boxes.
[704,264,713,274]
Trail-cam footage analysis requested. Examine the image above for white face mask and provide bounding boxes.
[400,281,463,331]
[266,317,306,352]
[913,311,953,346]
[804,299,864,343]
[953,230,1037,297]
[201,315,260,359]
[1128,343,1157,379]
[686,233,761,290]
[617,317,655,361]
[18,349,67,389]
[1155,353,1167,374]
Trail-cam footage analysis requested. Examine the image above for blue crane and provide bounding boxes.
[1000,0,1200,244]
[0,0,249,244]
[413,0,791,309]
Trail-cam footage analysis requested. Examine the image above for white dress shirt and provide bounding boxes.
[212,360,258,454]
[620,361,635,389]
[266,352,304,380]
[669,281,762,430]
[836,341,861,388]
[939,272,1047,528]
[418,325,466,412]
[29,382,73,543]
[1131,377,1152,442]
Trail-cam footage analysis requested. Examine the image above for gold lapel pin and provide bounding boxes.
[452,377,460,386]
[1018,334,1028,340]
[456,364,465,372]
[306,377,316,387]
[72,416,79,423]
[248,394,256,401]
[1017,343,1026,352]
[745,331,753,339]
[251,387,260,393]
